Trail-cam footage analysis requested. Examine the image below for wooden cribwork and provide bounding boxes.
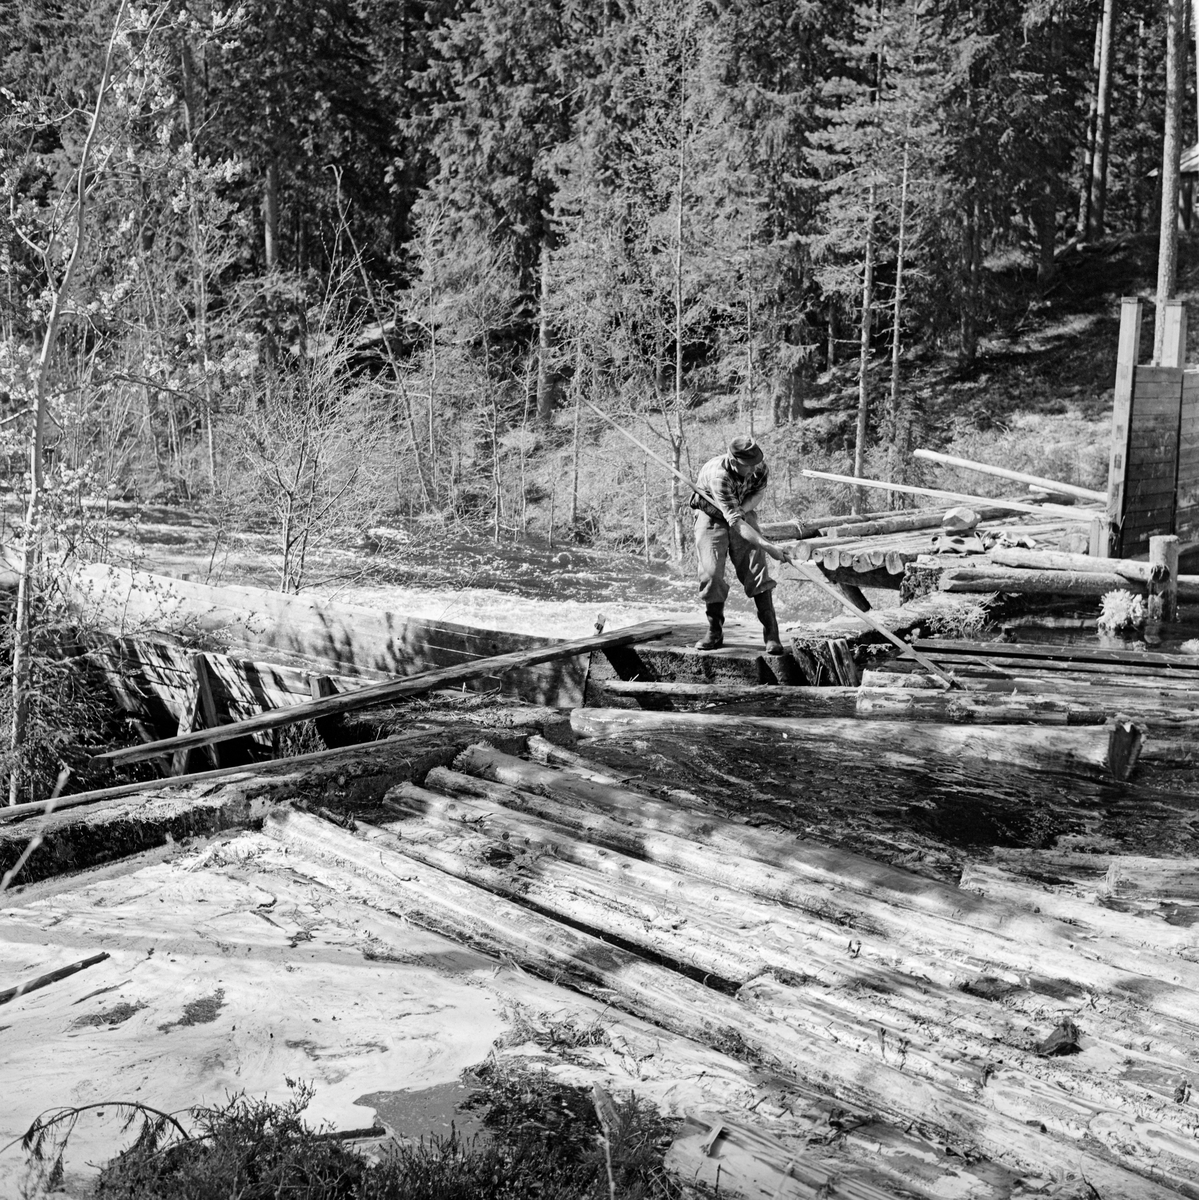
[90,621,675,769]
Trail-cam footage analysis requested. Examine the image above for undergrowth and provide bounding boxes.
[19,1065,690,1200]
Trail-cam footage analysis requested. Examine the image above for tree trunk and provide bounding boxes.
[886,141,910,489]
[8,0,127,806]
[1034,182,1057,286]
[535,241,555,422]
[1078,6,1102,236]
[262,158,280,272]
[1155,0,1185,361]
[852,181,877,514]
[958,190,979,372]
[1090,0,1116,237]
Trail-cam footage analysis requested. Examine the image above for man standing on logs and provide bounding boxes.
[690,436,790,654]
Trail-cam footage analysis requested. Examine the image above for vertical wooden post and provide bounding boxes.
[309,674,345,749]
[192,653,222,769]
[1106,297,1143,556]
[1148,534,1180,623]
[1161,300,1188,368]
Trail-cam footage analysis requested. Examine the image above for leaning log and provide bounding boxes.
[89,621,674,768]
[569,707,1142,782]
[446,746,1199,1026]
[262,809,1190,1197]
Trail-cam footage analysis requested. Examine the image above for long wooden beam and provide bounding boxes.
[912,448,1107,503]
[801,469,1097,521]
[89,621,674,769]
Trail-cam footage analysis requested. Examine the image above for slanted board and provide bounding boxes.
[1178,370,1199,544]
[67,564,589,706]
[1121,364,1183,557]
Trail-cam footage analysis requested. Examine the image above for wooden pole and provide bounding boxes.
[911,449,1105,502]
[800,469,1095,521]
[1107,298,1143,556]
[1148,534,1181,622]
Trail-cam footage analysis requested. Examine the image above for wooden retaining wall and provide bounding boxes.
[67,564,588,707]
[1107,298,1199,557]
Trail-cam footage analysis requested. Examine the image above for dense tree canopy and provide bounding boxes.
[0,0,1190,532]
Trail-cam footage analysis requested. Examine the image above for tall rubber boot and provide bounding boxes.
[695,602,724,651]
[754,591,785,655]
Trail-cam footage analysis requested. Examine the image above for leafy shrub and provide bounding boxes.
[21,1067,687,1200]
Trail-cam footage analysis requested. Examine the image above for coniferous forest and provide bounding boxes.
[0,0,1192,575]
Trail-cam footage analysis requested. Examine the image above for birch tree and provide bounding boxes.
[6,1,129,805]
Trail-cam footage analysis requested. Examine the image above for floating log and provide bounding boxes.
[570,707,1142,782]
[447,746,1199,1024]
[90,621,674,769]
[801,468,1096,520]
[912,448,1107,503]
[263,809,1189,1196]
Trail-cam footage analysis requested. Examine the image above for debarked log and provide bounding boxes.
[938,566,1140,597]
[570,707,1142,782]
[939,563,1199,604]
[446,746,1199,1029]
[386,781,1198,1102]
[600,679,1141,726]
[261,809,1190,1197]
[379,791,1197,1128]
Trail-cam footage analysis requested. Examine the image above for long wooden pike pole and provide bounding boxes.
[581,398,958,688]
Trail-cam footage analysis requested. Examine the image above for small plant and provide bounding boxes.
[1097,590,1145,635]
[15,1068,689,1199]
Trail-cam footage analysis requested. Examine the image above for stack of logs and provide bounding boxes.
[268,737,1199,1197]
[931,536,1192,623]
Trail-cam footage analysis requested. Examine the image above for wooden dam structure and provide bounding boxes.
[6,303,1199,1196]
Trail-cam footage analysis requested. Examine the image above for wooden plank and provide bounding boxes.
[192,654,222,769]
[1107,298,1143,555]
[1160,299,1187,368]
[89,621,675,768]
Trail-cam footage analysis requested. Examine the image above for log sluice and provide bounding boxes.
[17,564,1199,1196]
[258,738,1199,1197]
